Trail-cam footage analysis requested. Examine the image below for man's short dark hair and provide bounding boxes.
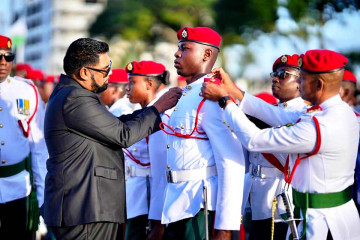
[63,38,109,76]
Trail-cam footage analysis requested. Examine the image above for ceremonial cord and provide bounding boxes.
[271,196,278,240]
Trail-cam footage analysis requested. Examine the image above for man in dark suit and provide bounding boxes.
[43,38,181,240]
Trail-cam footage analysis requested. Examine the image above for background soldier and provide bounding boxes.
[0,35,47,240]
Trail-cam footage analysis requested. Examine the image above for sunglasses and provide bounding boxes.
[0,53,15,62]
[270,70,299,80]
[85,60,112,77]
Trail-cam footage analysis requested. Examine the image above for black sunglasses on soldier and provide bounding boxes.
[0,53,15,62]
[270,70,299,80]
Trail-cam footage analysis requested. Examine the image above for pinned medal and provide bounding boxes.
[204,73,221,85]
[280,55,288,64]
[17,99,24,115]
[24,99,30,116]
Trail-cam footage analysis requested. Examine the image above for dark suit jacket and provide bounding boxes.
[44,74,161,227]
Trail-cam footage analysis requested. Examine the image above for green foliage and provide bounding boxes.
[287,0,360,23]
[90,0,216,42]
[214,0,279,45]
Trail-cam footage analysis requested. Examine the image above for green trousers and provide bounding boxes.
[124,214,148,240]
[163,210,215,240]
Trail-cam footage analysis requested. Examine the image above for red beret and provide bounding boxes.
[255,92,277,105]
[126,61,166,76]
[298,49,348,74]
[15,63,32,72]
[0,35,12,50]
[272,54,300,72]
[343,70,357,83]
[177,27,222,50]
[45,75,55,83]
[27,69,45,81]
[108,68,128,83]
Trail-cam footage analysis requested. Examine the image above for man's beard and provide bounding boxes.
[91,74,108,93]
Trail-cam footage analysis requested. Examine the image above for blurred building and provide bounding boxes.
[20,0,107,74]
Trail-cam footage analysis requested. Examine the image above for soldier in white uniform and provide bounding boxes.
[201,49,360,240]
[244,54,309,240]
[340,70,360,214]
[100,68,135,117]
[123,60,172,240]
[161,27,245,240]
[0,35,48,239]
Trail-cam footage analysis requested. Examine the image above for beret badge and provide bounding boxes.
[7,40,11,49]
[280,55,288,64]
[181,28,188,39]
[126,62,133,72]
[298,58,303,68]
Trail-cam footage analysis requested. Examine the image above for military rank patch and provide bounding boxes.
[284,123,294,127]
[17,99,30,116]
[280,55,288,64]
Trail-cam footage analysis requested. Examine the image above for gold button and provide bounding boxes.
[226,124,230,128]
[1,141,4,145]
[251,175,254,179]
[186,85,191,90]
[167,144,170,149]
[230,129,234,133]
[167,164,170,169]
[283,102,288,108]
[134,148,137,152]
[0,124,3,128]
[174,107,178,111]
[222,120,226,124]
[182,92,186,96]
[0,107,2,111]
[7,79,10,83]
[181,125,185,129]
[1,160,5,164]
[254,153,257,158]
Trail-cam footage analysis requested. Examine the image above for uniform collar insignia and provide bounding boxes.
[306,105,322,113]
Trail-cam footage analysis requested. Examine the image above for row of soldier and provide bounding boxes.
[0,25,359,240]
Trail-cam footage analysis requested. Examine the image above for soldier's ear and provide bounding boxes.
[317,78,324,91]
[204,49,212,61]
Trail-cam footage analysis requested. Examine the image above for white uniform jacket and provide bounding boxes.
[244,97,308,220]
[0,76,48,207]
[225,94,360,239]
[148,88,172,220]
[161,76,245,230]
[109,97,138,117]
[124,88,169,220]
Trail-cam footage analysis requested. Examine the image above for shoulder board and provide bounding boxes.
[14,76,35,86]
[306,105,322,113]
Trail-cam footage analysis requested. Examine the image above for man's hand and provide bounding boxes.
[146,220,165,240]
[153,87,182,113]
[210,67,245,101]
[201,82,228,101]
[211,230,231,240]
